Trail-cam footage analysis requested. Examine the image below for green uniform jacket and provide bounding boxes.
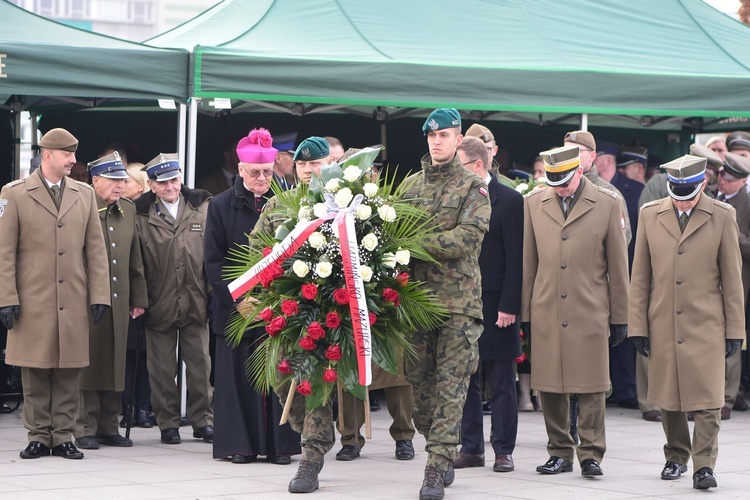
[80,196,148,391]
[0,171,110,368]
[402,154,491,328]
[135,186,212,330]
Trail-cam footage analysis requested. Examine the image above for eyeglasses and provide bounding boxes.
[578,147,594,153]
[242,166,274,179]
[463,159,479,166]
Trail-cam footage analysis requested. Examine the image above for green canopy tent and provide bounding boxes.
[0,0,189,180]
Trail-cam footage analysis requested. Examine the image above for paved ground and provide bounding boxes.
[1,402,749,499]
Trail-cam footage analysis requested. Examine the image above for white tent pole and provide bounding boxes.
[581,113,589,131]
[177,102,187,180]
[186,98,198,188]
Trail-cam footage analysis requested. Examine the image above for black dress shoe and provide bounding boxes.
[369,397,380,412]
[661,461,687,480]
[335,444,360,461]
[136,409,153,428]
[20,441,50,459]
[231,454,257,463]
[581,458,603,476]
[52,442,84,459]
[192,425,213,442]
[268,455,292,465]
[693,467,718,489]
[160,428,181,444]
[395,440,415,460]
[96,433,133,447]
[75,435,100,450]
[536,456,573,474]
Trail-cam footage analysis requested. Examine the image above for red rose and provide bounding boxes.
[299,335,317,351]
[281,300,299,316]
[368,312,377,326]
[301,283,318,300]
[271,264,285,280]
[514,353,527,364]
[519,330,524,338]
[325,312,341,329]
[259,269,274,288]
[396,272,409,287]
[259,307,274,323]
[297,380,312,395]
[333,288,350,305]
[325,344,342,361]
[307,322,326,340]
[262,247,272,257]
[277,359,292,374]
[322,368,337,383]
[265,316,287,337]
[382,288,399,303]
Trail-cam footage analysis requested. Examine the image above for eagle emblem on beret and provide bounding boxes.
[427,119,439,131]
[301,148,311,159]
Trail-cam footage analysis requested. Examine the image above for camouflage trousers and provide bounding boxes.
[274,379,334,463]
[405,314,481,470]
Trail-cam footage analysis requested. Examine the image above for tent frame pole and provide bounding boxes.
[581,113,588,131]
[185,99,198,188]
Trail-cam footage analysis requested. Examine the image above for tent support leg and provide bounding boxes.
[185,99,198,188]
[581,113,588,131]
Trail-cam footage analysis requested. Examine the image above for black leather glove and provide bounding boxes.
[726,339,742,359]
[0,305,20,330]
[91,304,109,325]
[609,324,628,347]
[631,336,650,358]
[521,322,531,339]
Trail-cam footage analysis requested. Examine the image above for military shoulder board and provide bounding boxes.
[715,200,732,210]
[641,200,661,209]
[598,186,620,199]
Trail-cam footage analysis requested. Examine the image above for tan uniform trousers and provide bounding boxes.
[21,367,82,447]
[636,355,659,413]
[725,353,742,407]
[337,385,415,449]
[661,408,721,470]
[76,389,122,437]
[540,391,606,464]
[146,322,213,431]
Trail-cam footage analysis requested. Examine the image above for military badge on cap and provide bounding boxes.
[422,108,461,135]
[465,123,494,144]
[563,130,596,151]
[142,153,181,181]
[293,136,330,162]
[663,154,706,201]
[87,151,128,179]
[727,131,750,152]
[540,145,580,186]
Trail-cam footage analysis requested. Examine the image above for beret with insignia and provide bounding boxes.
[422,108,461,135]
[465,123,494,144]
[563,130,596,151]
[293,136,330,162]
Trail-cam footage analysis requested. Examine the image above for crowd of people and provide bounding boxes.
[0,113,748,499]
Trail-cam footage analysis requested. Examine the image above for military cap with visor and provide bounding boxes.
[273,132,298,155]
[88,151,128,179]
[39,128,78,152]
[727,131,750,152]
[142,153,181,181]
[563,130,596,151]
[422,108,461,135]
[293,136,330,162]
[722,152,750,179]
[540,145,581,186]
[663,154,706,201]
[596,140,620,158]
[688,143,723,170]
[465,123,494,144]
[617,146,648,168]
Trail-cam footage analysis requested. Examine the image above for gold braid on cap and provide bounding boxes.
[544,156,580,173]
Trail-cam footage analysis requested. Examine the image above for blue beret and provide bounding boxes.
[422,108,461,135]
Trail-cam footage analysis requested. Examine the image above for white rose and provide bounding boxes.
[361,233,378,251]
[378,204,397,222]
[334,187,354,208]
[308,231,327,250]
[343,165,362,183]
[355,204,372,220]
[395,248,411,265]
[382,252,397,269]
[360,265,373,282]
[324,178,341,192]
[515,183,528,194]
[315,261,332,278]
[298,206,312,220]
[313,203,328,218]
[292,260,310,278]
[363,183,378,198]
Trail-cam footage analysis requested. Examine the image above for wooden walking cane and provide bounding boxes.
[279,379,297,425]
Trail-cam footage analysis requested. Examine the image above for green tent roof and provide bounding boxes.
[148,0,750,118]
[0,0,188,104]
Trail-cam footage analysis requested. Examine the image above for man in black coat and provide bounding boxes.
[204,128,301,464]
[453,136,524,472]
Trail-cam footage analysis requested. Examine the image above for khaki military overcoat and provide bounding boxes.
[628,195,745,411]
[0,171,110,368]
[80,196,148,391]
[522,177,629,393]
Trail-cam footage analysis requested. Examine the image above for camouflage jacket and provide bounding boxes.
[402,154,491,320]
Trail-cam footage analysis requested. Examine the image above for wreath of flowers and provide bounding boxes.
[224,147,449,409]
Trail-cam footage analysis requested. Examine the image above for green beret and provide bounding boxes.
[39,128,78,152]
[293,136,330,161]
[422,108,461,135]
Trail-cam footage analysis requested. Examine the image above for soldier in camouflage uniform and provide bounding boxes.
[401,108,491,500]
[251,136,334,494]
